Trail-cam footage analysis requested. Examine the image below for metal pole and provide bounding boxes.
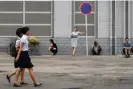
[23,1,25,27]
[128,1,130,41]
[124,1,125,41]
[85,15,88,56]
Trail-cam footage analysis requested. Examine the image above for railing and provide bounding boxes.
[0,37,129,55]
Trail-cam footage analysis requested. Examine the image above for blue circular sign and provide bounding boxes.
[80,2,92,15]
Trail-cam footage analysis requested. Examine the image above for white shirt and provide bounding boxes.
[72,31,81,36]
[20,35,29,51]
[15,37,20,47]
[71,31,81,38]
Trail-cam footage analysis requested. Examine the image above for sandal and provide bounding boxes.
[34,83,42,87]
[14,83,22,87]
[20,82,28,85]
[6,75,11,83]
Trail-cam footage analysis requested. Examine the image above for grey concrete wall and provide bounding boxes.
[0,37,16,52]
[0,37,130,55]
[0,1,132,55]
[54,1,72,37]
[33,38,128,55]
[129,1,133,38]
[115,1,124,38]
[0,37,114,55]
[31,38,111,55]
[98,1,112,38]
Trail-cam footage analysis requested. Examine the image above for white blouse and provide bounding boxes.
[15,37,20,47]
[20,35,29,51]
[71,31,81,36]
[71,31,82,38]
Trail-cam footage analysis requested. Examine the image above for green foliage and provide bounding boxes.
[29,37,40,45]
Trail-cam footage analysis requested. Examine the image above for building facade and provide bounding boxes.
[0,1,132,55]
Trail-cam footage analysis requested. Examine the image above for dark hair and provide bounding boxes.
[125,38,129,40]
[50,39,54,44]
[16,28,23,38]
[94,41,98,46]
[74,26,78,31]
[22,27,29,34]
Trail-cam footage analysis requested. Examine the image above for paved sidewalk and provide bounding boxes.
[0,55,133,89]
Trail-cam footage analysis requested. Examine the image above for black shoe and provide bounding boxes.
[126,55,128,58]
[6,75,10,83]
[13,83,22,87]
[34,83,42,87]
[20,82,28,85]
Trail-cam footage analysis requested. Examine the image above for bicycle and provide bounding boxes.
[28,44,39,55]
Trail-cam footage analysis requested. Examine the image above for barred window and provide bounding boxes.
[0,1,53,36]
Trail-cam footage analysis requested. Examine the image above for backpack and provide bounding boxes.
[10,38,18,57]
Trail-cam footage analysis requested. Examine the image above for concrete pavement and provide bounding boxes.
[0,55,133,89]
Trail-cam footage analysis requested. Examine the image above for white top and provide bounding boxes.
[15,37,20,47]
[71,31,81,36]
[71,31,81,38]
[20,35,29,51]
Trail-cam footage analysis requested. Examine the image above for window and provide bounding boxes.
[73,1,96,37]
[0,1,23,36]
[0,1,53,36]
[25,1,52,36]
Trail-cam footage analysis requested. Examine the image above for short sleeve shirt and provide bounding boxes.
[71,31,81,38]
[72,31,80,35]
[15,37,20,47]
[20,35,29,51]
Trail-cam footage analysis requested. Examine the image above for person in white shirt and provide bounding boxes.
[14,27,42,87]
[70,26,85,56]
[6,28,28,85]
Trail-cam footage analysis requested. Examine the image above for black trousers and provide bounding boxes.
[50,48,57,55]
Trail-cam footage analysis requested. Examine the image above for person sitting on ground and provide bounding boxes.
[91,41,102,55]
[123,38,131,58]
[48,39,58,55]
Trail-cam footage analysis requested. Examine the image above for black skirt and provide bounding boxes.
[14,58,18,68]
[14,54,19,68]
[16,51,34,68]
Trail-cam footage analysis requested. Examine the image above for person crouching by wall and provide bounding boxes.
[123,38,131,58]
[91,41,102,55]
[48,39,58,55]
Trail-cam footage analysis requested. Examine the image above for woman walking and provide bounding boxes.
[14,27,42,87]
[70,26,85,56]
[6,28,27,85]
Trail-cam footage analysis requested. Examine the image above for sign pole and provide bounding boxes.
[80,2,92,56]
[85,15,88,56]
